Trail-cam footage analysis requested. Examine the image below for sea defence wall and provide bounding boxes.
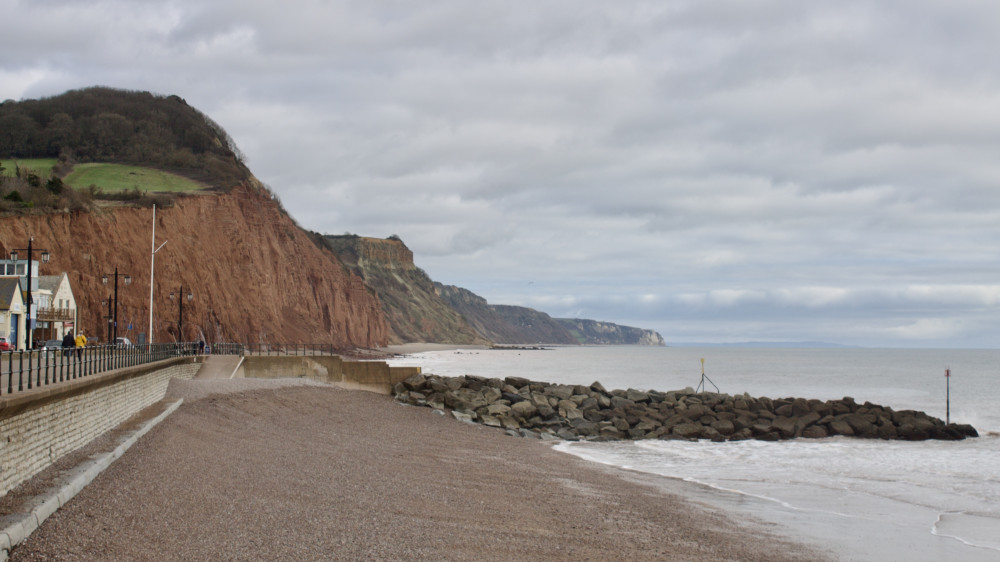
[395,373,979,442]
[0,357,203,497]
[239,356,420,394]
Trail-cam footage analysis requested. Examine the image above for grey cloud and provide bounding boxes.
[6,0,1000,347]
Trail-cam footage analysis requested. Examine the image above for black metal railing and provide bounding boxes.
[0,342,343,397]
[0,342,196,397]
[241,343,338,356]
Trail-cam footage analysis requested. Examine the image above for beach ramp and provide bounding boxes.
[194,355,244,379]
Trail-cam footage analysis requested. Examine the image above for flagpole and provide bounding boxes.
[149,205,167,344]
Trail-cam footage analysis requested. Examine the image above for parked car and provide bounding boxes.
[115,337,134,347]
[0,336,11,351]
[41,339,64,351]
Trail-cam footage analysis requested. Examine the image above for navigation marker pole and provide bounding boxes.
[696,358,720,394]
[945,368,951,425]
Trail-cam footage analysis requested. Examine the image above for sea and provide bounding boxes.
[387,345,1000,562]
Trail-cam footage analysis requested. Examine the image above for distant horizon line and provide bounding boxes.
[666,341,1000,350]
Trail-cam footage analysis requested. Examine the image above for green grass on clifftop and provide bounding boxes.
[0,158,58,178]
[64,163,205,192]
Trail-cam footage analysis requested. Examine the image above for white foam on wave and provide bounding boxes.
[556,436,1000,561]
[933,511,1000,553]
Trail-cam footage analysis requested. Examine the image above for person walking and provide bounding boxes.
[62,330,74,358]
[75,331,86,360]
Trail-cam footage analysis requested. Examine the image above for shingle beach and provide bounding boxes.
[6,378,829,561]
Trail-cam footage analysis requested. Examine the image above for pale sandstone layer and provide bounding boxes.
[8,379,830,561]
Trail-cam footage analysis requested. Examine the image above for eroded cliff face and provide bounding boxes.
[555,318,666,346]
[434,284,578,345]
[324,236,486,345]
[0,187,388,347]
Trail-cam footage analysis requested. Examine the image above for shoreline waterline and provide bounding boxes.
[387,345,1000,561]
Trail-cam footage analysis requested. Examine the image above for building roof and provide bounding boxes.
[0,277,22,310]
[37,274,63,293]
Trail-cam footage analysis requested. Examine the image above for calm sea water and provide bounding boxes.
[388,346,1000,561]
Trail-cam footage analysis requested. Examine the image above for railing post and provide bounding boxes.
[21,351,28,390]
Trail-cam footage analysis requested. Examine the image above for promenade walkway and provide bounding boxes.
[191,355,243,379]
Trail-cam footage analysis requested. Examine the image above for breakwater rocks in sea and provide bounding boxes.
[394,374,979,442]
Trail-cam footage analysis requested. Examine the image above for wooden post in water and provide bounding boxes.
[945,368,951,425]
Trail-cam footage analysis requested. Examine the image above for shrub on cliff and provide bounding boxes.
[0,87,252,190]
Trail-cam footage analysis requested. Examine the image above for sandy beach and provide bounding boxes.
[5,378,830,561]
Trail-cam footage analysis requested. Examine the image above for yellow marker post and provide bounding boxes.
[696,357,718,393]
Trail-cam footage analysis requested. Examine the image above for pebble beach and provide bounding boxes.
[5,378,829,561]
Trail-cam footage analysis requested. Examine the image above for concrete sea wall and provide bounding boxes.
[239,355,421,395]
[0,357,203,497]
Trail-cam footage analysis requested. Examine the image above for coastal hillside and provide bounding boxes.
[434,282,665,345]
[320,235,486,345]
[433,283,577,344]
[555,318,666,346]
[0,186,388,347]
[0,87,250,189]
[0,88,387,348]
[0,87,659,350]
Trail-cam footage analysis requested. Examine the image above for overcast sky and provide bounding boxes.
[4,1,1000,347]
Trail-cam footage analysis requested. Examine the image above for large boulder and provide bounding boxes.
[402,373,427,391]
[672,423,705,439]
[710,419,735,436]
[626,389,651,403]
[510,400,538,420]
[504,376,532,389]
[828,419,855,436]
[771,416,797,439]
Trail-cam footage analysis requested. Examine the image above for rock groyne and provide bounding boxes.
[394,373,978,442]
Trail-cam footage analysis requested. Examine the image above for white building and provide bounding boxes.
[37,273,77,342]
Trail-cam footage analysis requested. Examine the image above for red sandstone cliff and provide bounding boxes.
[0,186,388,348]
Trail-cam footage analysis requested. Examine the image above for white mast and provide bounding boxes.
[149,205,167,344]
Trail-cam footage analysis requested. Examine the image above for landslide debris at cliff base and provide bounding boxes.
[395,373,979,443]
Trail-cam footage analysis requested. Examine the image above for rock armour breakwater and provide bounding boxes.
[394,373,979,442]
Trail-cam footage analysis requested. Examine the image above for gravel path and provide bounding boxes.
[7,378,830,561]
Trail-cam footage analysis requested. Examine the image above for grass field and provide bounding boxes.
[63,163,205,192]
[0,158,58,178]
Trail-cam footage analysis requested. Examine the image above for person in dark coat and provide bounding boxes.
[62,330,74,358]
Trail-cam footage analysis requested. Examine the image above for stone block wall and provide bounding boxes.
[0,358,201,497]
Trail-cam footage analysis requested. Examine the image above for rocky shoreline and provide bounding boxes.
[395,373,979,442]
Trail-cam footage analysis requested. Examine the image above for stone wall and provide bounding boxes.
[0,357,202,497]
[240,356,421,395]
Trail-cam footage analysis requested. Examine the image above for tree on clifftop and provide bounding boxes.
[0,87,251,190]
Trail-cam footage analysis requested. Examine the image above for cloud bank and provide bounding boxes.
[4,0,1000,347]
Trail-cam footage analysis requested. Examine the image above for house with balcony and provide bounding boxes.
[37,273,77,342]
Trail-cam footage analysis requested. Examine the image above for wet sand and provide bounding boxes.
[7,378,830,561]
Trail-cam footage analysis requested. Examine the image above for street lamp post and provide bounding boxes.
[10,238,51,349]
[170,286,193,342]
[104,296,113,344]
[102,268,132,344]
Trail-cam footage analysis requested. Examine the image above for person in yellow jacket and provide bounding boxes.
[75,331,86,360]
